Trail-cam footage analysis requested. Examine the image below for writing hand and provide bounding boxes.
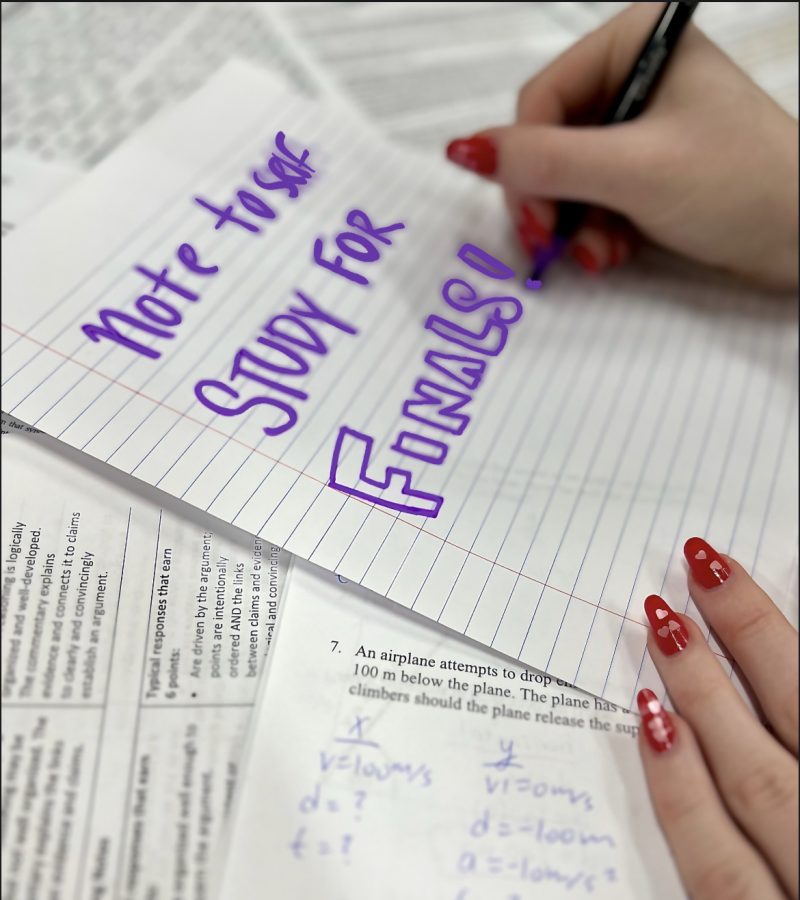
[445,4,798,290]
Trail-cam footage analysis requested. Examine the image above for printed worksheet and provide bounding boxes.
[277,1,798,148]
[1,150,81,237]
[219,560,685,900]
[2,61,797,713]
[1,0,346,168]
[1,414,285,899]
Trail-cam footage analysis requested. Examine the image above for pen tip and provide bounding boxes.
[526,258,548,290]
[527,237,567,289]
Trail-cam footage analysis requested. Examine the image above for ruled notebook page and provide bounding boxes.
[2,61,797,711]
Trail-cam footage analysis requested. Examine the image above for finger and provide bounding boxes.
[552,206,628,274]
[511,200,634,273]
[477,121,652,214]
[516,201,555,253]
[601,212,638,267]
[637,694,785,900]
[516,204,615,274]
[684,536,799,755]
[608,226,636,267]
[644,604,799,898]
[567,221,613,274]
[516,3,665,126]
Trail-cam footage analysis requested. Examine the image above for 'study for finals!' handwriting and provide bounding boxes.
[80,133,535,520]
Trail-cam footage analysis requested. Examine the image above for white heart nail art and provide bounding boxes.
[709,560,723,572]
[694,549,707,560]
[647,700,660,715]
[656,608,668,620]
[658,620,682,638]
[648,720,670,741]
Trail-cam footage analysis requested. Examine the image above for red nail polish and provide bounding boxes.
[520,206,551,247]
[645,594,689,655]
[638,689,676,753]
[445,136,497,175]
[572,244,600,273]
[683,537,731,589]
[516,221,536,253]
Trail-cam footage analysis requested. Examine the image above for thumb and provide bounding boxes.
[457,124,649,215]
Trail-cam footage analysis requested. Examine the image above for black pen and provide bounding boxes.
[527,0,700,288]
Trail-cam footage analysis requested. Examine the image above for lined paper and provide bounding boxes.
[2,61,797,710]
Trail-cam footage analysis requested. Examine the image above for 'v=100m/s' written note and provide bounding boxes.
[2,61,797,711]
[217,562,685,900]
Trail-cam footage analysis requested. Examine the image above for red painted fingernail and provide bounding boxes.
[637,689,676,753]
[683,537,731,589]
[516,220,536,253]
[445,136,497,175]
[645,594,689,656]
[572,244,600,273]
[520,206,551,247]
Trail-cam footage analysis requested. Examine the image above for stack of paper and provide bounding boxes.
[2,414,285,898]
[2,4,797,899]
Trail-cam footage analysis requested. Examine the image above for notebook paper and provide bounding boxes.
[2,61,797,712]
[0,134,287,898]
[219,560,684,900]
[1,414,286,898]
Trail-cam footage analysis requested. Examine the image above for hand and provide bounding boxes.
[445,3,799,290]
[637,536,798,899]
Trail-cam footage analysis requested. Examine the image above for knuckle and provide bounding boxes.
[515,77,539,120]
[655,785,706,825]
[724,603,774,646]
[732,761,795,815]
[692,857,755,900]
[672,679,724,721]
[776,690,800,742]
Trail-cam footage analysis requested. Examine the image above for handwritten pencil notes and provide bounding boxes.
[218,562,684,900]
[2,61,797,710]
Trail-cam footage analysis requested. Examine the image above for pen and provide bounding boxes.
[528,0,700,288]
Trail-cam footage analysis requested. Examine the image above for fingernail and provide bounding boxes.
[683,537,731,589]
[644,594,689,655]
[571,244,600,273]
[516,221,536,253]
[637,689,676,753]
[445,136,497,175]
[520,206,551,247]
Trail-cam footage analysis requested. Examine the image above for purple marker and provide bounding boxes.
[527,233,571,286]
[528,1,698,285]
